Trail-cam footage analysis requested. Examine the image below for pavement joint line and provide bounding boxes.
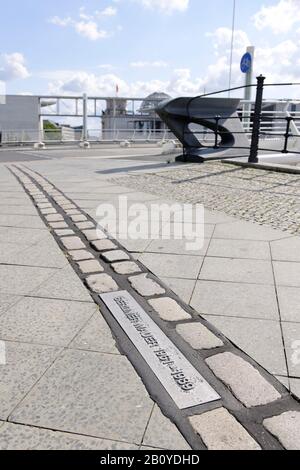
[6,162,300,450]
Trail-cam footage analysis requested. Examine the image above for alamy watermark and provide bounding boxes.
[0,341,6,365]
[96,197,205,251]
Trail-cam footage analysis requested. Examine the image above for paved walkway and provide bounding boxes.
[0,148,300,450]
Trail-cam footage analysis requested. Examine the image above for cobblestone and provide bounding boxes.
[148,298,191,322]
[61,237,86,251]
[77,260,104,274]
[111,262,141,275]
[101,250,130,263]
[189,408,261,450]
[112,162,300,235]
[176,322,223,349]
[86,274,119,294]
[263,411,300,450]
[129,274,165,297]
[206,352,281,407]
[68,250,94,261]
[91,240,117,252]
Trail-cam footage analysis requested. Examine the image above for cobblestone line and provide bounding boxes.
[110,161,300,235]
[7,163,300,450]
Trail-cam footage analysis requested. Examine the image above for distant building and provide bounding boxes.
[101,92,171,140]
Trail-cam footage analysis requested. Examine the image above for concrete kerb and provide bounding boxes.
[7,162,300,450]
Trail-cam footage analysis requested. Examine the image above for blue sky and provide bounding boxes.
[1,0,300,98]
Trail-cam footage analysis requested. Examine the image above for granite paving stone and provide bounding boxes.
[77,259,104,274]
[189,408,261,450]
[176,322,223,350]
[68,250,94,261]
[111,261,142,275]
[82,229,107,241]
[61,237,86,251]
[91,239,118,252]
[101,250,130,263]
[129,274,165,297]
[264,412,300,450]
[86,274,119,294]
[206,352,281,407]
[148,297,191,322]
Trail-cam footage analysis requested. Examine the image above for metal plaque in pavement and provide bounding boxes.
[101,291,220,410]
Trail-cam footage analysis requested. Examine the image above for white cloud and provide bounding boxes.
[130,61,168,68]
[49,6,118,41]
[0,53,30,81]
[135,0,189,14]
[74,21,109,40]
[253,0,300,34]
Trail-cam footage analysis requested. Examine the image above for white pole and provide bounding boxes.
[83,93,88,141]
[228,0,236,97]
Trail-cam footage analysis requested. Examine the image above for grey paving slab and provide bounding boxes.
[35,265,93,302]
[277,286,300,322]
[282,322,300,378]
[189,408,261,450]
[145,238,210,257]
[203,315,287,376]
[70,312,120,354]
[0,214,45,229]
[213,220,289,241]
[115,237,152,253]
[8,237,68,268]
[161,222,214,240]
[273,262,300,287]
[264,411,300,450]
[160,277,196,304]
[0,226,49,245]
[191,281,279,320]
[0,294,22,318]
[206,352,281,407]
[199,257,274,285]
[207,238,271,260]
[0,297,96,347]
[0,205,39,216]
[143,406,191,450]
[10,350,153,444]
[0,341,61,420]
[0,422,138,450]
[271,237,300,262]
[138,253,203,280]
[0,265,58,296]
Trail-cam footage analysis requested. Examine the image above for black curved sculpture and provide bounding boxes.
[156,96,249,162]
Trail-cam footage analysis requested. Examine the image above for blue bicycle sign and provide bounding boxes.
[240,52,252,74]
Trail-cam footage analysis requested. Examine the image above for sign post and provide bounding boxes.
[241,46,255,132]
